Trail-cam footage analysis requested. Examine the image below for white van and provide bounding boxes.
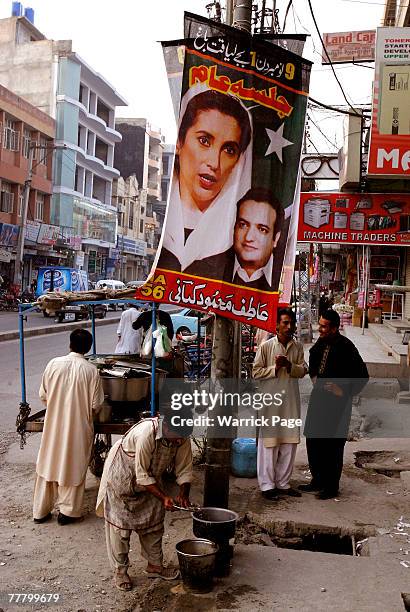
[95,279,126,310]
[95,279,125,291]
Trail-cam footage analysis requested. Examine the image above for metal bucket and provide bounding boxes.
[192,507,239,542]
[176,538,218,593]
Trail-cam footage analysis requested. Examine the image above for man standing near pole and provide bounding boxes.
[253,308,307,499]
[33,329,104,525]
[300,309,369,499]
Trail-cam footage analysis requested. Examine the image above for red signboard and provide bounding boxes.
[368,27,410,177]
[298,192,410,245]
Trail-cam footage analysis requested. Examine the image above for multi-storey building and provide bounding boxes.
[154,143,174,249]
[112,175,148,282]
[0,12,126,280]
[0,83,54,286]
[114,119,163,270]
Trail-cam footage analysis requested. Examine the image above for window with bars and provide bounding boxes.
[128,203,134,230]
[3,119,20,151]
[18,193,24,217]
[35,193,44,221]
[22,129,31,158]
[39,137,48,164]
[0,183,14,213]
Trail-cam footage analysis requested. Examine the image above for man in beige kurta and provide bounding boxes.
[96,414,193,591]
[33,328,104,525]
[253,308,307,500]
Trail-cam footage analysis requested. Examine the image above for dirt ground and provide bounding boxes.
[2,430,410,612]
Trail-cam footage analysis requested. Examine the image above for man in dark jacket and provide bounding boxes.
[300,309,369,499]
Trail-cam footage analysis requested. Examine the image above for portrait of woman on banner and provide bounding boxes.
[156,84,253,277]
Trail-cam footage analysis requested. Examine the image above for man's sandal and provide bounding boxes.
[114,570,132,591]
[143,566,180,581]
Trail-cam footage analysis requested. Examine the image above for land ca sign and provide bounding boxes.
[322,30,375,64]
[368,27,410,177]
[298,192,410,245]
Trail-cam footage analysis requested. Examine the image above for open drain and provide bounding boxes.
[354,450,410,477]
[236,515,373,557]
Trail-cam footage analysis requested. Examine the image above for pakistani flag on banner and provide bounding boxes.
[138,13,311,332]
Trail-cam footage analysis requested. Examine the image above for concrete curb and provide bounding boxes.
[0,315,121,342]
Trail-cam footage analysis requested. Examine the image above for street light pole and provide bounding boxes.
[13,143,35,290]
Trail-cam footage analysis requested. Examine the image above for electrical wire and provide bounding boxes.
[307,112,338,150]
[282,0,293,31]
[306,0,361,116]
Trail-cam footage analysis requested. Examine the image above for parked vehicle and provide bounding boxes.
[55,302,107,323]
[95,279,126,310]
[171,308,206,336]
[126,280,145,289]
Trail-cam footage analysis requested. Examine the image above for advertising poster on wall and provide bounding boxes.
[368,27,410,176]
[140,13,311,331]
[0,223,19,248]
[298,192,410,245]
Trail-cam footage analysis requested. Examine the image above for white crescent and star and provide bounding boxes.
[265,124,293,162]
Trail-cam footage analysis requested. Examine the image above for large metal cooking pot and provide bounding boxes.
[192,507,239,542]
[101,371,150,402]
[114,363,168,393]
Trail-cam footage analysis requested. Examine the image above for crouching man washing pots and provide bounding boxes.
[96,406,193,591]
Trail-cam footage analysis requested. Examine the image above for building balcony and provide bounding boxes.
[148,156,161,170]
[145,215,158,227]
[147,186,161,199]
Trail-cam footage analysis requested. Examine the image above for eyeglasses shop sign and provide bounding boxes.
[298,192,410,245]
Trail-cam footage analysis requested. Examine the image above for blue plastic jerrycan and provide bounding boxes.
[231,438,257,478]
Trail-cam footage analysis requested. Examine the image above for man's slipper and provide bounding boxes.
[114,571,132,591]
[143,567,180,581]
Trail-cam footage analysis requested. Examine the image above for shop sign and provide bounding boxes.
[37,224,60,245]
[75,251,85,267]
[298,192,410,245]
[25,220,41,242]
[0,223,19,247]
[368,27,410,176]
[322,29,375,64]
[0,248,11,263]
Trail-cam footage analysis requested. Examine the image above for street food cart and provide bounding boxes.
[15,294,170,473]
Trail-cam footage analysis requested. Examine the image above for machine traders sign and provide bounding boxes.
[368,27,410,177]
[138,12,311,332]
[298,192,410,245]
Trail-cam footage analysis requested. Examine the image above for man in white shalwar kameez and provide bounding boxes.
[253,308,307,500]
[33,329,104,525]
[115,304,143,354]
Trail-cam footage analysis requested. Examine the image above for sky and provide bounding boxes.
[0,0,386,148]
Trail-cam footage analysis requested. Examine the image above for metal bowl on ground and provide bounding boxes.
[176,538,218,593]
[100,371,151,402]
[192,507,239,542]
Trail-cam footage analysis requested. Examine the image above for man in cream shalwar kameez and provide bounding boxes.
[33,329,104,524]
[253,308,307,500]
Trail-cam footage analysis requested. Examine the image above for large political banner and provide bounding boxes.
[139,13,311,331]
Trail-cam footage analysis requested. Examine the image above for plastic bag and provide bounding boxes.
[153,324,172,358]
[141,326,153,357]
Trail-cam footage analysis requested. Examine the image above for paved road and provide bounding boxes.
[1,322,120,432]
[0,302,180,333]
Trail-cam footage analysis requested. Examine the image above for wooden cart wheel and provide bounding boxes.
[89,433,112,478]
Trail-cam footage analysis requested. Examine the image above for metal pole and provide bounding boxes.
[197,312,201,380]
[226,0,234,25]
[13,144,35,290]
[233,0,252,32]
[151,302,157,416]
[203,1,251,510]
[18,304,27,404]
[91,305,97,353]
